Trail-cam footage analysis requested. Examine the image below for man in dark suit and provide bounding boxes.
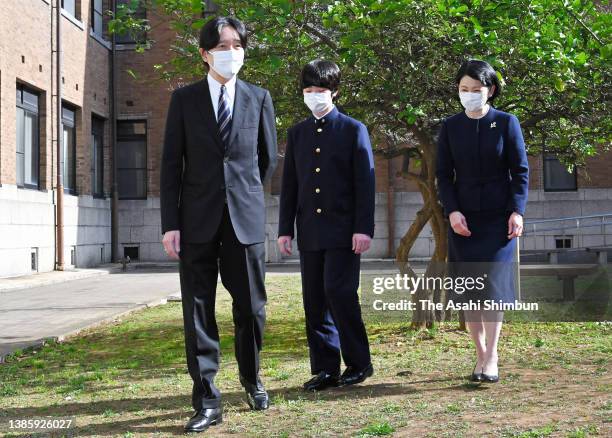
[160,16,277,433]
[277,60,375,392]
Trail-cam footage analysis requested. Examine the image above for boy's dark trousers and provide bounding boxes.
[299,247,371,375]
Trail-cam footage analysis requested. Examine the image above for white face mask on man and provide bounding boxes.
[459,90,489,112]
[303,92,333,115]
[208,48,244,79]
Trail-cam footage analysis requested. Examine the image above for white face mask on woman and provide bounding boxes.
[459,90,489,112]
[303,92,333,115]
[209,48,244,79]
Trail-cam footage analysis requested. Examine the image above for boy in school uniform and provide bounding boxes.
[278,60,375,391]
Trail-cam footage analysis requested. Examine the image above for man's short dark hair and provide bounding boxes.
[199,16,248,51]
[300,60,341,96]
[455,59,501,102]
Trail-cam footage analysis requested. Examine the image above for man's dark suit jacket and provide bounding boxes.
[436,107,529,217]
[160,77,278,244]
[278,107,375,251]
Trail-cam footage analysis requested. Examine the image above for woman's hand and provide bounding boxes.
[449,211,471,237]
[507,212,524,239]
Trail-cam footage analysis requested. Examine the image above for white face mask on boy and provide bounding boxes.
[459,90,489,112]
[303,92,333,115]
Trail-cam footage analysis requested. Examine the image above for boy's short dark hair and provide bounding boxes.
[455,59,501,102]
[300,60,341,96]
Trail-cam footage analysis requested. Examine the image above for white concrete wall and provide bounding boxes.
[63,192,112,268]
[520,189,612,252]
[115,189,612,263]
[3,188,612,277]
[118,198,165,262]
[0,184,55,277]
[265,189,612,262]
[118,193,422,263]
[0,184,111,278]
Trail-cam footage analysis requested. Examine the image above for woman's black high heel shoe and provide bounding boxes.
[470,364,483,382]
[481,359,499,383]
[481,373,499,383]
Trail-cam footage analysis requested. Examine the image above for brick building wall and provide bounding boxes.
[0,0,112,277]
[0,2,610,277]
[113,5,185,262]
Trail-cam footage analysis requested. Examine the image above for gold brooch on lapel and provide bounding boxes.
[490,121,497,129]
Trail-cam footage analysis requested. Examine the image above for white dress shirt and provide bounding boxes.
[207,73,237,122]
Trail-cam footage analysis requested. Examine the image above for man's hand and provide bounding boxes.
[507,212,524,239]
[449,211,471,237]
[162,230,181,260]
[352,233,371,255]
[278,236,293,256]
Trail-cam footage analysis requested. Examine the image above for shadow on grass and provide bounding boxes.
[0,379,490,436]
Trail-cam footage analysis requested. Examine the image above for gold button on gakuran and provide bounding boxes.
[315,167,320,173]
[316,208,322,214]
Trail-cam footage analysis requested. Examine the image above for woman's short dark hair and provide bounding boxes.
[300,60,341,97]
[455,59,501,102]
[199,16,248,51]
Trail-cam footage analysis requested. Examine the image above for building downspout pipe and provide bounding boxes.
[55,0,64,270]
[110,0,119,263]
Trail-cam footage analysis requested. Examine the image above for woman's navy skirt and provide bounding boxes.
[447,209,517,305]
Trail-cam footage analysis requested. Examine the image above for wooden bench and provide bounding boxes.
[520,264,600,301]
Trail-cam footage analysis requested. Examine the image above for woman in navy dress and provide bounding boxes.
[436,60,529,383]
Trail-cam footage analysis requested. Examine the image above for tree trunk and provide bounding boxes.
[393,132,453,329]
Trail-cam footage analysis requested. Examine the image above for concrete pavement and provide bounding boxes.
[0,264,182,362]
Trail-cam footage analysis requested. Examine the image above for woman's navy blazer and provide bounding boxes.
[278,106,375,251]
[436,107,529,217]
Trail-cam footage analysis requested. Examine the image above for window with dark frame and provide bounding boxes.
[16,84,40,190]
[62,105,77,194]
[115,0,147,44]
[543,153,577,192]
[91,0,104,37]
[555,236,573,249]
[91,116,105,198]
[117,120,147,199]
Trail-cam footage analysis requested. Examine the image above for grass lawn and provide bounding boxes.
[0,273,610,437]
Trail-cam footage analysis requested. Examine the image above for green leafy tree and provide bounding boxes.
[111,0,611,328]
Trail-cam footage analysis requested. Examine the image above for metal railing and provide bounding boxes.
[523,213,612,249]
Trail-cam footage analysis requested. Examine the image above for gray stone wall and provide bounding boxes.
[0,185,111,278]
[2,188,612,278]
[118,198,165,262]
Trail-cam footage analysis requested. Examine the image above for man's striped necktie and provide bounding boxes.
[218,84,232,149]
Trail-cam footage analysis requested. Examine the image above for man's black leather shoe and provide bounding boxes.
[184,407,222,433]
[303,371,340,392]
[240,375,269,410]
[338,363,373,387]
